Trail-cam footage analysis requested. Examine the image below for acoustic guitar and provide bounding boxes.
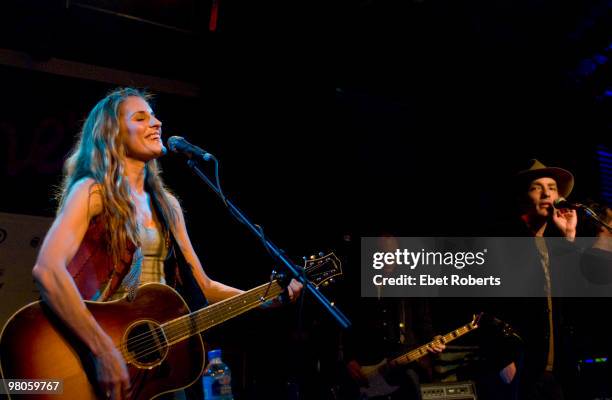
[0,253,342,399]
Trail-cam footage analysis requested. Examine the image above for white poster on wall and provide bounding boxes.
[0,212,52,328]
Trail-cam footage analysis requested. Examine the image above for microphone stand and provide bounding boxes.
[579,204,612,233]
[184,158,351,330]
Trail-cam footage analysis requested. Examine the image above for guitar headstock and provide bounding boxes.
[303,252,343,288]
[471,312,484,329]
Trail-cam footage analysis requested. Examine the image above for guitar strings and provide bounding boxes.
[113,280,280,355]
[120,295,272,361]
[362,324,477,377]
[117,260,330,354]
[117,263,317,351]
[394,326,473,364]
[119,285,277,357]
[120,293,280,361]
[116,284,283,361]
[113,260,334,361]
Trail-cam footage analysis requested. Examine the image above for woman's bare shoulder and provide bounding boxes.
[65,177,104,219]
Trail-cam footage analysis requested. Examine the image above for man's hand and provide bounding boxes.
[346,359,368,386]
[552,208,577,241]
[427,335,446,353]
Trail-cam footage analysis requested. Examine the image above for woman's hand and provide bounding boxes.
[94,339,131,400]
[284,278,303,303]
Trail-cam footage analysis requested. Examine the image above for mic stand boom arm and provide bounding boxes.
[580,204,612,233]
[185,159,351,329]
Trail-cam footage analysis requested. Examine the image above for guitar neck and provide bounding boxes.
[388,322,477,368]
[161,280,284,345]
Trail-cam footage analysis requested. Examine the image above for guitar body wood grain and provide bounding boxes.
[0,284,205,400]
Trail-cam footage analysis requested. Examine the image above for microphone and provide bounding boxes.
[555,198,612,232]
[167,136,214,161]
[553,197,582,210]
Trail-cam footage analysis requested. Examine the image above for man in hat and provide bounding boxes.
[515,159,577,240]
[493,159,580,400]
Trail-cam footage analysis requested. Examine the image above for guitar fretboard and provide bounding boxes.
[161,280,285,345]
[389,322,477,368]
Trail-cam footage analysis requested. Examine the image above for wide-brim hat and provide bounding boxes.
[515,159,574,198]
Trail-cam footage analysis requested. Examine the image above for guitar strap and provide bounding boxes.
[149,196,209,312]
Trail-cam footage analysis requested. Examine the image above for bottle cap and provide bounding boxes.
[207,349,222,359]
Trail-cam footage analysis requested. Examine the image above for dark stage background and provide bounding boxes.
[0,0,610,398]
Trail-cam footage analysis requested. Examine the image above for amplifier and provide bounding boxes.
[421,381,477,400]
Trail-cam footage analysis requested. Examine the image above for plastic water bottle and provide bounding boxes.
[202,349,233,400]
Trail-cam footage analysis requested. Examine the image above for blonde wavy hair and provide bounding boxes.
[57,87,178,266]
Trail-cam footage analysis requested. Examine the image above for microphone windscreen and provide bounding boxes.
[167,136,183,152]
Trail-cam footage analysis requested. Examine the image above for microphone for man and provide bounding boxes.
[553,197,582,210]
[167,136,214,161]
[555,197,612,232]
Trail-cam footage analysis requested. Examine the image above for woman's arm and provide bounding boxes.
[166,195,302,304]
[166,195,244,303]
[32,178,130,400]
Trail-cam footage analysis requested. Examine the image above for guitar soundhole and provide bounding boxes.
[124,320,168,368]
